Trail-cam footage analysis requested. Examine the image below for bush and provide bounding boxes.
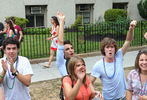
[71,15,82,28]
[104,9,127,22]
[111,16,131,35]
[23,28,51,35]
[137,0,147,20]
[6,16,29,28]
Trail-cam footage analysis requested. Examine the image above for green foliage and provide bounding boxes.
[23,28,51,34]
[111,16,131,34]
[104,9,127,22]
[6,16,29,28]
[137,0,147,20]
[71,15,82,28]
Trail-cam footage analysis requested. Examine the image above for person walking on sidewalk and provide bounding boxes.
[43,16,59,68]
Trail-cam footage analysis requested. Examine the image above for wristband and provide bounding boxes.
[0,75,3,78]
[12,71,19,77]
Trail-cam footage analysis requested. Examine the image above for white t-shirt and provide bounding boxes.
[0,56,33,100]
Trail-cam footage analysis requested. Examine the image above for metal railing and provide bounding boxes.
[20,21,147,59]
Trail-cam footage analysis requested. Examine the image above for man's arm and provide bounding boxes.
[90,75,96,85]
[0,87,5,100]
[121,20,137,55]
[57,12,65,45]
[0,71,6,83]
[15,73,32,87]
[56,12,67,76]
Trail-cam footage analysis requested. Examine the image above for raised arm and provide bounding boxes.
[57,12,65,45]
[121,20,137,55]
[18,31,23,42]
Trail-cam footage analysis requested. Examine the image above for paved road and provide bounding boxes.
[31,50,139,83]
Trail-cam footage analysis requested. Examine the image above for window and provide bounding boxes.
[25,5,47,27]
[113,3,128,10]
[76,4,93,24]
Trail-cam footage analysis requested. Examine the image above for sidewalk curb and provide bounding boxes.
[29,45,146,64]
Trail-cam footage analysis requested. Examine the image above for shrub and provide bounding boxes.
[6,16,29,28]
[23,28,51,35]
[71,15,82,28]
[137,0,147,20]
[104,9,127,22]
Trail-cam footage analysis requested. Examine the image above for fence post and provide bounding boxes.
[76,27,79,54]
[84,25,86,53]
[141,21,143,46]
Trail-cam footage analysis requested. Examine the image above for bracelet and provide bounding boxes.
[0,75,4,78]
[12,71,19,77]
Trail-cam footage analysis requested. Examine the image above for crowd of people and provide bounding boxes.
[0,12,146,100]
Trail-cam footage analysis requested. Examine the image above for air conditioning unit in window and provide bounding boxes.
[31,7,41,14]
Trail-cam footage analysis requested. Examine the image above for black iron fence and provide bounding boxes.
[20,21,147,59]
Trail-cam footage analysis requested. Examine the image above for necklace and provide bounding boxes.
[5,56,19,89]
[80,85,88,100]
[103,57,116,79]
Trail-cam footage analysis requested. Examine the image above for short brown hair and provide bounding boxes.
[135,50,147,73]
[100,37,118,56]
[67,56,87,87]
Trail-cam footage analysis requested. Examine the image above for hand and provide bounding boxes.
[9,58,15,73]
[139,95,147,100]
[95,91,104,100]
[57,12,65,21]
[1,60,8,72]
[144,32,147,40]
[76,67,86,81]
[46,37,52,41]
[0,46,3,50]
[129,20,137,30]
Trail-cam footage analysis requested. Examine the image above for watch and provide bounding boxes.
[12,71,19,77]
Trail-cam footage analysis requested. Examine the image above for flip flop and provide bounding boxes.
[43,64,50,68]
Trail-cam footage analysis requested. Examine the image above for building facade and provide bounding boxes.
[0,0,144,27]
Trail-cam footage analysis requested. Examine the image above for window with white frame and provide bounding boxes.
[76,4,94,24]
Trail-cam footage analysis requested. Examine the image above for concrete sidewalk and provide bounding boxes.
[31,50,139,83]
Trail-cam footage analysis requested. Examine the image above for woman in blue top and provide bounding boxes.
[90,20,137,100]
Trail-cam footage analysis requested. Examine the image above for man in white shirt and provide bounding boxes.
[0,37,33,100]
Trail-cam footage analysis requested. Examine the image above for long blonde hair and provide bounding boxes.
[67,56,87,87]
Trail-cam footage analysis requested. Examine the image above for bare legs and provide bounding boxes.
[43,49,55,68]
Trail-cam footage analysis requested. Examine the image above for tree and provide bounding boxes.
[137,0,147,20]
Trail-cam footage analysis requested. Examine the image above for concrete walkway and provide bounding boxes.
[31,50,139,83]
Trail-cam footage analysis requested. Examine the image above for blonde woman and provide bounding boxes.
[62,56,103,100]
